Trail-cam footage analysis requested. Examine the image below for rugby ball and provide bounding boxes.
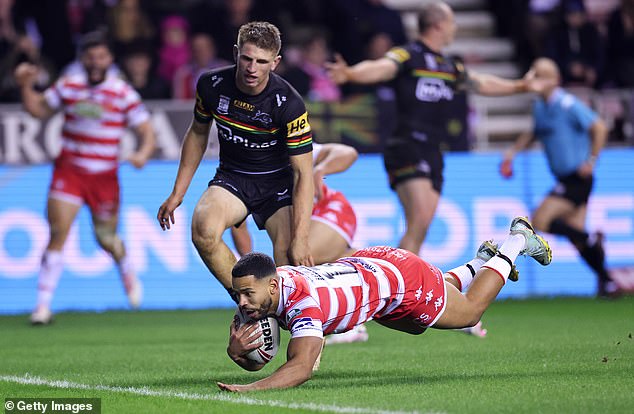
[234,310,280,364]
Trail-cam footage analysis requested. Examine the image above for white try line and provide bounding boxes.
[0,374,442,414]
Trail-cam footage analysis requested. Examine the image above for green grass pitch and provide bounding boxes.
[1,297,633,414]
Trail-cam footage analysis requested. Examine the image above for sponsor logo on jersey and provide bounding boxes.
[287,112,310,137]
[233,99,254,111]
[216,123,278,148]
[415,78,454,102]
[75,101,103,118]
[286,308,302,324]
[218,95,230,114]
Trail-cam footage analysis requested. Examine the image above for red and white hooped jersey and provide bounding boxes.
[274,246,447,339]
[44,71,150,173]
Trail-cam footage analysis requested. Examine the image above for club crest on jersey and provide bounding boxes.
[217,95,230,114]
[233,99,254,111]
[252,110,272,125]
[424,53,438,70]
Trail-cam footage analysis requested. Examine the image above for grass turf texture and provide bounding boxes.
[1,297,633,414]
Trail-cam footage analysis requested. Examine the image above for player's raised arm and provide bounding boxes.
[218,335,324,392]
[326,53,399,85]
[14,62,56,119]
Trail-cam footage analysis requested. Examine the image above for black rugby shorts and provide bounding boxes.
[209,168,293,229]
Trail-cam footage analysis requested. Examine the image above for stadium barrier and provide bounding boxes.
[1,149,632,313]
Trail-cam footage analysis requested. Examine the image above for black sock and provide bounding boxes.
[548,219,589,245]
[579,243,610,282]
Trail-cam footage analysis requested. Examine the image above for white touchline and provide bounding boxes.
[0,374,441,414]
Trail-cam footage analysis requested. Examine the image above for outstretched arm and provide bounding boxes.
[326,54,399,85]
[218,335,324,392]
[467,68,556,96]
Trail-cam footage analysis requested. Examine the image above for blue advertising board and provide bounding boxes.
[1,149,632,313]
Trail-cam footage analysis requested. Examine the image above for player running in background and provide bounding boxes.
[157,22,314,299]
[15,31,156,324]
[500,57,611,297]
[217,216,551,391]
[326,0,551,258]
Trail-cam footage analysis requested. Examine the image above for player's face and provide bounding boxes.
[81,45,113,85]
[234,42,281,95]
[233,275,275,321]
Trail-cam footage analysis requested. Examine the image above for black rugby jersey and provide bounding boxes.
[194,65,312,174]
[385,41,465,148]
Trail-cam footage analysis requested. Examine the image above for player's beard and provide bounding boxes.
[85,66,107,85]
[246,297,273,321]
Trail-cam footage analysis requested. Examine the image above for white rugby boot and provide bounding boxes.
[30,306,53,325]
[510,217,552,266]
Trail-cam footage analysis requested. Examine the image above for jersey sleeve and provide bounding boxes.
[451,55,469,91]
[43,77,64,111]
[123,85,150,127]
[385,45,411,74]
[568,97,598,132]
[285,299,325,339]
[281,93,313,156]
[193,74,214,124]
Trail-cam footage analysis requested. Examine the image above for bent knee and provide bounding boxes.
[191,220,224,250]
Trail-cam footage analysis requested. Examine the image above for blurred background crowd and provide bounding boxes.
[0,0,633,146]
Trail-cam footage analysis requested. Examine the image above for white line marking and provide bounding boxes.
[0,374,440,414]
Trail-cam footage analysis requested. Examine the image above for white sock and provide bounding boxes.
[482,234,524,283]
[445,257,485,291]
[36,250,64,309]
[499,233,525,262]
[117,254,134,279]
